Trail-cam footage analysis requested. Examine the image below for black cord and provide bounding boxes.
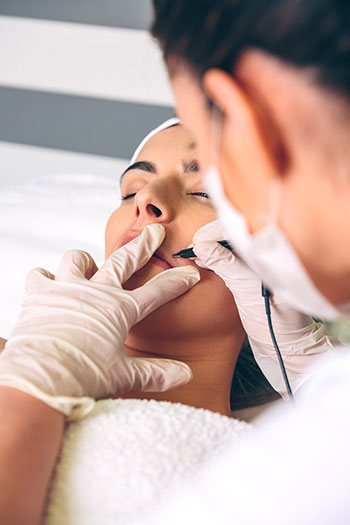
[261,285,295,403]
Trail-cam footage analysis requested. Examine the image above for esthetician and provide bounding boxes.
[131,1,349,523]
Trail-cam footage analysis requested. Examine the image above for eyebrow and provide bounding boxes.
[182,159,200,173]
[120,158,200,183]
[120,161,157,182]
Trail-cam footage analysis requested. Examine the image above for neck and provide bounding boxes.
[121,327,245,417]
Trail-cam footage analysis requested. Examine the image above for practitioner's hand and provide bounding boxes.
[0,224,200,419]
[192,220,336,398]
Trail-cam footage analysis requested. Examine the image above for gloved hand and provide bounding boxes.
[192,220,337,398]
[0,224,200,419]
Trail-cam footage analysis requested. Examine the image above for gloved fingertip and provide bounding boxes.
[35,267,55,279]
[192,240,220,259]
[175,265,201,281]
[145,265,201,288]
[192,241,236,274]
[145,223,165,233]
[140,359,193,392]
[192,219,222,243]
[143,223,165,242]
[80,251,99,279]
[25,267,55,293]
[167,361,193,389]
[56,250,98,281]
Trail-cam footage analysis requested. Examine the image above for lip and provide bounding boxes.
[117,229,193,270]
[118,230,173,269]
[149,254,172,269]
[153,250,173,268]
[119,231,141,248]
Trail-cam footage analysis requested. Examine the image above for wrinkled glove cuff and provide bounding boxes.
[0,374,95,421]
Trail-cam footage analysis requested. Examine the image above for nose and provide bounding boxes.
[133,178,177,225]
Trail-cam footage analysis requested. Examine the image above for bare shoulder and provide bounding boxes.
[0,338,7,352]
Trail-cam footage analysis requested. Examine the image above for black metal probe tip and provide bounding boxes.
[172,240,232,259]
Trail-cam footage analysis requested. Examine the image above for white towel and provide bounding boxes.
[45,398,251,525]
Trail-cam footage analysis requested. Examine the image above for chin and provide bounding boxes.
[123,263,167,291]
[123,263,196,341]
[125,267,237,344]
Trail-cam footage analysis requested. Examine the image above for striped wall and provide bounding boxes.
[0,1,174,185]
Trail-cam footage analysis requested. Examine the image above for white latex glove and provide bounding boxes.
[0,224,200,420]
[192,220,337,398]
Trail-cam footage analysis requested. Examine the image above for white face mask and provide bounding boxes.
[204,111,349,321]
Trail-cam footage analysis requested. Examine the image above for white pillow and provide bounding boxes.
[0,174,119,338]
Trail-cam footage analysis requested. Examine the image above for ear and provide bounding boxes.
[204,68,289,171]
[203,68,289,229]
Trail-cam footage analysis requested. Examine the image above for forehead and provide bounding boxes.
[135,124,196,161]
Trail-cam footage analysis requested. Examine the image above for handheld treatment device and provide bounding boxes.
[172,240,232,259]
[172,241,295,402]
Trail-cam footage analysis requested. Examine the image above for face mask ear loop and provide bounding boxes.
[210,104,224,169]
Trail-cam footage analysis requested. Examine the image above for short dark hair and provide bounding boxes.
[152,0,350,96]
[230,337,281,410]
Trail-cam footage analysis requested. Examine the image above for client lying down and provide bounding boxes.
[0,120,336,524]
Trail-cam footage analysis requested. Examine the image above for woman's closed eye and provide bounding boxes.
[122,191,211,201]
[122,192,137,201]
[189,192,210,199]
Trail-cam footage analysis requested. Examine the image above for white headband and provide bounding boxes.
[130,117,180,164]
